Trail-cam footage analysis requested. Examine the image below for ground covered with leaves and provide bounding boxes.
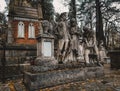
[0,64,120,91]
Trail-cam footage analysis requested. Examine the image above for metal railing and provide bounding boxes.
[0,55,36,82]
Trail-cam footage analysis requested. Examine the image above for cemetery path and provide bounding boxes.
[0,64,120,91]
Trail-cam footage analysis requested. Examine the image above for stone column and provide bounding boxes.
[36,34,57,65]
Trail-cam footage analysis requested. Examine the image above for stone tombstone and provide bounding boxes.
[36,34,54,59]
[36,20,56,65]
[43,41,52,57]
[23,17,104,91]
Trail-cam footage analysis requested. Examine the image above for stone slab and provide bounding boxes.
[42,41,52,57]
[24,67,104,91]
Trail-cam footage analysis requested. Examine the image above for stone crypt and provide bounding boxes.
[24,15,104,91]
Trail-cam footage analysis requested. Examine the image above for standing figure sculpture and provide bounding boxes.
[83,27,99,65]
[57,12,70,63]
[69,18,80,62]
[77,38,85,62]
[99,40,107,64]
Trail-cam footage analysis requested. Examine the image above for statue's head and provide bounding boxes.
[42,20,49,28]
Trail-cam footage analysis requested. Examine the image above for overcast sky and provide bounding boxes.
[0,0,68,13]
[0,0,7,12]
[53,0,69,13]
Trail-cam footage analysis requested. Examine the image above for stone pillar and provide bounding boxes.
[35,34,57,65]
[37,34,54,57]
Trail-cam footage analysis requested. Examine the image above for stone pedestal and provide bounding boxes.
[24,66,104,91]
[35,34,57,65]
[36,34,54,58]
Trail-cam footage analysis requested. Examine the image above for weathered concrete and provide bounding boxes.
[24,66,104,91]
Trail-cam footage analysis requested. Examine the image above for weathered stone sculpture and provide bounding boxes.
[24,13,104,91]
[57,12,70,63]
[77,38,85,62]
[68,18,80,62]
[99,40,107,62]
[83,27,99,65]
[42,20,50,34]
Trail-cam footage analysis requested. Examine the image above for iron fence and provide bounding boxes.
[0,55,36,82]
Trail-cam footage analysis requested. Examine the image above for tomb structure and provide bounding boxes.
[24,13,104,91]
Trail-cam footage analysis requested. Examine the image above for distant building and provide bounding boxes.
[8,0,42,45]
[0,0,43,65]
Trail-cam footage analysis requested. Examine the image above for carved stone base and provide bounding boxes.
[24,67,104,91]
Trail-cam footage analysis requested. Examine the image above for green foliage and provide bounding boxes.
[41,0,55,20]
[0,12,7,25]
[76,0,120,48]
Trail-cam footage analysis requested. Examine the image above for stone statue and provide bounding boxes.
[83,27,99,65]
[48,17,58,36]
[68,18,80,62]
[99,40,107,63]
[41,19,57,36]
[77,38,85,62]
[57,12,70,63]
[42,20,50,34]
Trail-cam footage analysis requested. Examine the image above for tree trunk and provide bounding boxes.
[69,0,77,24]
[95,0,105,46]
[89,10,93,30]
[72,0,76,20]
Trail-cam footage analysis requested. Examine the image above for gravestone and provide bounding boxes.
[43,41,52,57]
[36,34,55,60]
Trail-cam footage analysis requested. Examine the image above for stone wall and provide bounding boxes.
[0,45,36,81]
[24,67,104,91]
[0,48,36,65]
